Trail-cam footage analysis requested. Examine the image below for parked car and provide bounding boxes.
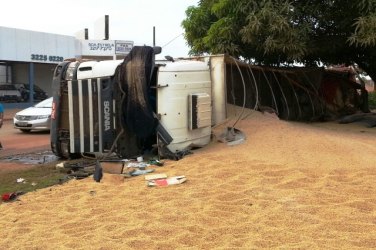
[13,97,52,132]
[14,83,48,102]
[0,84,22,102]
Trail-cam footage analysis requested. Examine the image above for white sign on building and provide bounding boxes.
[80,40,133,56]
[80,40,114,56]
[115,40,134,55]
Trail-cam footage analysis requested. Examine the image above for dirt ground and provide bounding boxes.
[0,108,51,173]
[0,107,376,249]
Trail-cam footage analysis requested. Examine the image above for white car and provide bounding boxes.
[13,97,52,132]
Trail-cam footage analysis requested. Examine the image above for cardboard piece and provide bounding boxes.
[101,162,124,174]
[147,175,186,187]
[144,173,168,181]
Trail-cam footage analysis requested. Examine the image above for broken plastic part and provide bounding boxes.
[218,127,246,146]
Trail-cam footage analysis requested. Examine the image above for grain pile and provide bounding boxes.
[1,107,376,249]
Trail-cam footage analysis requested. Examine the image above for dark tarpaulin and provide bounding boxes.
[116,46,158,139]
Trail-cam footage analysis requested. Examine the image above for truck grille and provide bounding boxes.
[67,78,114,154]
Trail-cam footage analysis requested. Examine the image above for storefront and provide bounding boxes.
[0,26,133,108]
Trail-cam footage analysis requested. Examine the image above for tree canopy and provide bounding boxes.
[182,0,376,80]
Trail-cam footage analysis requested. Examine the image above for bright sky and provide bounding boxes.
[0,0,198,58]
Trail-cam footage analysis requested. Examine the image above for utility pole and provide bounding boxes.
[153,26,156,47]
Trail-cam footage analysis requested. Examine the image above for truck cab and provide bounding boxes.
[50,46,212,160]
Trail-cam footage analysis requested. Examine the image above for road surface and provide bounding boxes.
[0,115,51,173]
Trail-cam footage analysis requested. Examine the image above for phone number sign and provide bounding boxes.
[31,54,64,62]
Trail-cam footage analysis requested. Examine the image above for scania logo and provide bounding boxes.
[104,101,111,131]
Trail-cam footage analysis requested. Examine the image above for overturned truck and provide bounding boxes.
[50,46,218,160]
[50,46,368,159]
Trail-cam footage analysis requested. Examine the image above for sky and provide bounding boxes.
[0,0,199,58]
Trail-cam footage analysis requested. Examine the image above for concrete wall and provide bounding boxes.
[0,26,76,63]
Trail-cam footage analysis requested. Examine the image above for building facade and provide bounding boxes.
[0,26,133,108]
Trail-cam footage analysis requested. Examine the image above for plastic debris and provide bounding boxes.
[217,127,246,146]
[147,175,187,187]
[55,162,65,169]
[148,159,164,166]
[1,191,24,202]
[126,162,149,169]
[16,178,25,183]
[130,169,155,176]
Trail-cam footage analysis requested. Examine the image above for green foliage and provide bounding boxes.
[182,5,216,55]
[349,14,376,47]
[240,1,306,58]
[182,0,376,80]
[369,91,376,109]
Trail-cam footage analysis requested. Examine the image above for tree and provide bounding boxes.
[182,0,376,84]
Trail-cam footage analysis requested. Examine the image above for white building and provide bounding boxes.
[0,26,133,107]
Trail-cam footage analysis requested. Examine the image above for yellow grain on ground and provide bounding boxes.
[1,108,376,249]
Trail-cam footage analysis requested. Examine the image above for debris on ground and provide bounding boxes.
[1,191,24,202]
[145,173,168,181]
[16,178,25,183]
[147,175,187,187]
[126,162,149,169]
[217,127,246,146]
[338,112,376,127]
[54,156,167,184]
[129,169,155,176]
[93,160,103,183]
[148,159,164,166]
[57,160,96,179]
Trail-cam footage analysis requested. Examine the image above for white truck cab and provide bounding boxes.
[50,46,216,160]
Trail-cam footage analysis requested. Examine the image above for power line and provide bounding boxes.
[162,33,184,48]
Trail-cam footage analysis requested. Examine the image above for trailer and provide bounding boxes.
[50,46,368,160]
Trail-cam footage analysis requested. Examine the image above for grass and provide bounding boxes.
[0,157,100,203]
[369,91,376,110]
[0,162,67,203]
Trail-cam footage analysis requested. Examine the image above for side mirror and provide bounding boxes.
[165,56,174,62]
[153,46,162,55]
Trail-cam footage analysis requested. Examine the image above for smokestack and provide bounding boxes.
[105,15,109,40]
[94,15,109,40]
[153,26,156,46]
